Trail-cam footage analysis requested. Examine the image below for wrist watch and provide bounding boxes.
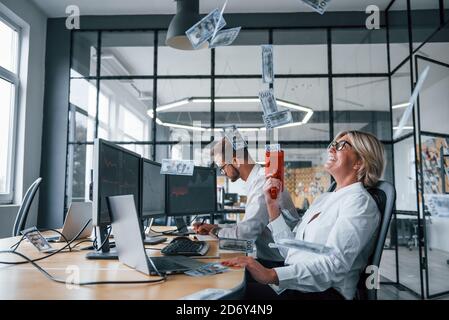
[210,226,221,238]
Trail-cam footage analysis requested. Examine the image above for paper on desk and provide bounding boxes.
[180,288,231,300]
[269,238,334,255]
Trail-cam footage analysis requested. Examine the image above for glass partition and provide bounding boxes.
[388,0,410,71]
[332,28,388,74]
[101,31,154,76]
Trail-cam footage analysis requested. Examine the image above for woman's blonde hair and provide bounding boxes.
[335,130,385,188]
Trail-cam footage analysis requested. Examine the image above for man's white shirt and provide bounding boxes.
[268,182,380,300]
[218,164,299,261]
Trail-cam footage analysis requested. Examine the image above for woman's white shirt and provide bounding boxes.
[267,182,380,300]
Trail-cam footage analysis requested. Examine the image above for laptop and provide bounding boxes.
[107,194,205,275]
[47,202,93,242]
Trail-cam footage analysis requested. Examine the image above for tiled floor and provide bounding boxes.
[379,246,449,299]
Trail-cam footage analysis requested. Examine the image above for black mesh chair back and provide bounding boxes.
[327,180,396,300]
[12,177,43,237]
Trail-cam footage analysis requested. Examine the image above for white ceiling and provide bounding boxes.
[32,0,397,18]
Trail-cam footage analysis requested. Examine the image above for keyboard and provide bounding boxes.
[161,237,209,256]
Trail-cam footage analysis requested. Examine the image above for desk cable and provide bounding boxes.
[10,228,72,252]
[92,225,113,251]
[1,219,93,265]
[0,219,166,285]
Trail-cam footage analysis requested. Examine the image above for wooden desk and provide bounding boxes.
[0,227,245,300]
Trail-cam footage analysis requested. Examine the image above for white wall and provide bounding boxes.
[0,0,47,237]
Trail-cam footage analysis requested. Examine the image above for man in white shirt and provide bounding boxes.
[222,130,385,300]
[193,138,299,264]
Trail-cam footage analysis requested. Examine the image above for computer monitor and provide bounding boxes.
[140,158,165,219]
[166,166,217,234]
[140,158,166,241]
[88,139,141,260]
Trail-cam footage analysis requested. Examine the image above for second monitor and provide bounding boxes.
[166,166,217,234]
[140,158,168,243]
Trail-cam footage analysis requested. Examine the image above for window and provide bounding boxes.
[0,16,19,204]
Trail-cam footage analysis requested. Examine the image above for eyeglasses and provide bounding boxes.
[327,140,352,151]
[218,164,228,175]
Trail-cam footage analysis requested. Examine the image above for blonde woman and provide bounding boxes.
[222,131,385,300]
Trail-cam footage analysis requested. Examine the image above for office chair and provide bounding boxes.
[327,180,396,300]
[12,177,43,237]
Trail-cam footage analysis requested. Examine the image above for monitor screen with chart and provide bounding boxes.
[92,139,141,227]
[166,166,217,216]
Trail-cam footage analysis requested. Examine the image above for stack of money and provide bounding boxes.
[160,159,194,176]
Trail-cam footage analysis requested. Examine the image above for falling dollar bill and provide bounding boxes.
[185,8,227,49]
[393,66,430,139]
[160,159,194,176]
[263,110,293,129]
[223,125,247,150]
[269,238,334,255]
[258,89,279,115]
[209,27,241,48]
[211,0,228,41]
[261,45,274,83]
[300,0,332,15]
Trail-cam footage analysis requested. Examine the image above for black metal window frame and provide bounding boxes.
[67,25,392,148]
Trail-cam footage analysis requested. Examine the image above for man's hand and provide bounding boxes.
[192,222,217,235]
[221,256,279,285]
